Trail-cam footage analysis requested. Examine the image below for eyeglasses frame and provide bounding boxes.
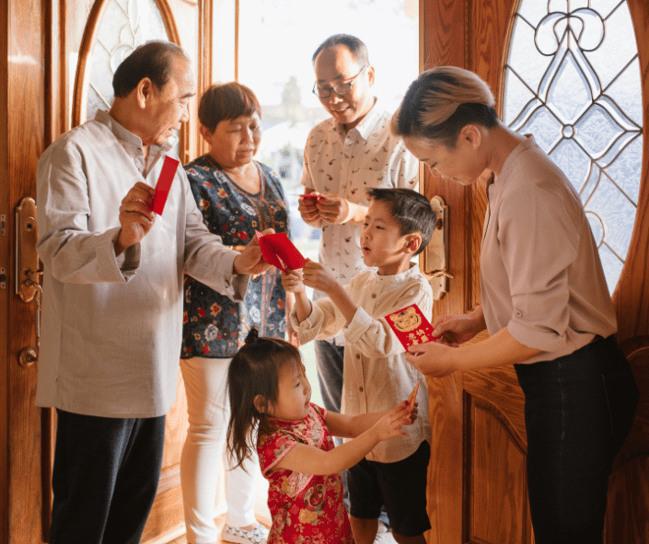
[312,65,369,99]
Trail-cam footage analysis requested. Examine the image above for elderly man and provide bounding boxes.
[298,34,418,543]
[36,41,269,544]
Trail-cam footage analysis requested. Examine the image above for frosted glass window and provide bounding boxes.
[86,0,168,122]
[504,0,642,293]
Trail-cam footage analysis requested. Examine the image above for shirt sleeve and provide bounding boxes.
[499,181,580,351]
[392,141,420,191]
[36,139,140,284]
[290,294,348,345]
[258,429,299,476]
[345,279,433,359]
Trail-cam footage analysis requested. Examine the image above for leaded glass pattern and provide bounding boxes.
[503,0,642,293]
[86,0,168,122]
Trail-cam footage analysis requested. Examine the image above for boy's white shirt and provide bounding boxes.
[290,262,433,463]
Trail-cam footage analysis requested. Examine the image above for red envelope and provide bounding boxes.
[151,156,180,214]
[300,194,323,200]
[385,304,439,350]
[256,231,307,272]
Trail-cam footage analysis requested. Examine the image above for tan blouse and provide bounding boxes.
[480,136,616,364]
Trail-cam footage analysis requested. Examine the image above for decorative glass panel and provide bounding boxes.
[86,0,168,122]
[503,0,642,293]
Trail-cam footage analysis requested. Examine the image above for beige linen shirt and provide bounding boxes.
[36,110,248,418]
[301,101,419,297]
[481,136,617,364]
[291,264,432,463]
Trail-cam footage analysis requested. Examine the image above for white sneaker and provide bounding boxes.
[374,522,397,543]
[221,523,269,544]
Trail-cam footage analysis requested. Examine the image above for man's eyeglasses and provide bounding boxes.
[312,65,368,99]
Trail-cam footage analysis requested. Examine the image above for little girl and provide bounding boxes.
[226,328,418,544]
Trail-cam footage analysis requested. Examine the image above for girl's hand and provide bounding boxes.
[301,261,338,295]
[281,268,306,294]
[406,341,459,377]
[372,400,415,442]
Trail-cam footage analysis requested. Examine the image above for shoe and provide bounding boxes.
[374,521,397,543]
[221,522,269,544]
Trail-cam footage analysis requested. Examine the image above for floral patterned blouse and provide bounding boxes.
[258,404,354,544]
[182,155,290,358]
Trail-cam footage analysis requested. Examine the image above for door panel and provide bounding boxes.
[1,0,213,541]
[420,0,649,542]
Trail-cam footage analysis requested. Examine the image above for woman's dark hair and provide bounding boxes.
[112,40,189,98]
[226,328,302,469]
[198,82,261,133]
[366,187,437,255]
[391,66,499,148]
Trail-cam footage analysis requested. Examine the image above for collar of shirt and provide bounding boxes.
[95,110,173,176]
[332,98,383,142]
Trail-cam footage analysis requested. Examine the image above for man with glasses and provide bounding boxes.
[298,33,419,544]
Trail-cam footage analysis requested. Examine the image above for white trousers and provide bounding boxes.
[180,357,259,544]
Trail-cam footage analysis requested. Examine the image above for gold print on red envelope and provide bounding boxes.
[385,304,438,350]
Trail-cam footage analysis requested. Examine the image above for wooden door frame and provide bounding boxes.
[1,0,49,541]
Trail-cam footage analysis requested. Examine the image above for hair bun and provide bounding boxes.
[245,327,260,344]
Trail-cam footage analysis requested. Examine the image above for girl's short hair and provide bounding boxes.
[226,328,302,469]
[198,82,261,133]
[391,66,499,148]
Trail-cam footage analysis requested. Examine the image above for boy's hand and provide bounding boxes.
[281,268,306,294]
[373,400,414,442]
[302,261,339,295]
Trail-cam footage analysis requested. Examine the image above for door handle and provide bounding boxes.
[424,195,452,300]
[15,197,42,367]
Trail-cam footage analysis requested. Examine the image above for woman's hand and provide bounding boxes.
[432,306,486,344]
[406,341,459,378]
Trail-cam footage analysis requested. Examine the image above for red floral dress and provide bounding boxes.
[258,404,354,544]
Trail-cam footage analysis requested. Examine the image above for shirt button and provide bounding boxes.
[356,354,360,360]
[371,293,377,299]
[359,387,364,393]
[514,310,523,318]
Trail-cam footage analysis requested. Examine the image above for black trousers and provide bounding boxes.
[49,409,166,544]
[515,335,638,544]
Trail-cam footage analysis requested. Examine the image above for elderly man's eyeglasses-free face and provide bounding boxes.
[312,65,368,99]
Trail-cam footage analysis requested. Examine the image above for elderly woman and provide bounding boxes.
[391,66,638,544]
[181,82,293,544]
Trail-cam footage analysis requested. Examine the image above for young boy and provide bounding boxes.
[282,187,436,544]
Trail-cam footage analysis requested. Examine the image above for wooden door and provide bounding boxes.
[419,0,649,542]
[0,1,225,542]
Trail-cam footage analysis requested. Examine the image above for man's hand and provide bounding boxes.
[298,193,323,227]
[233,228,273,275]
[115,182,157,255]
[317,193,366,226]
